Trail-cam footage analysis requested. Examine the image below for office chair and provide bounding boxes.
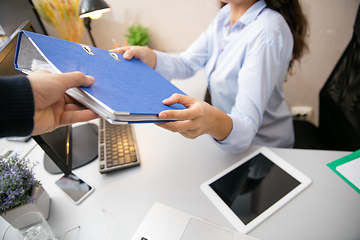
[293,5,360,151]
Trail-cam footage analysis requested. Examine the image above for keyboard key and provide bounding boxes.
[119,156,125,165]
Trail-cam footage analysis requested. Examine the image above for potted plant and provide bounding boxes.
[124,24,151,46]
[0,154,50,226]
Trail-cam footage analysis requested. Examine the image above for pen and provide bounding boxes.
[112,38,119,48]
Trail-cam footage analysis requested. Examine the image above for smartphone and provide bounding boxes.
[55,173,94,204]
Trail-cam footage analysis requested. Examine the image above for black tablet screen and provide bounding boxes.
[209,153,300,225]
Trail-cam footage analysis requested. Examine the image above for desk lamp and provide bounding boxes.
[79,0,110,47]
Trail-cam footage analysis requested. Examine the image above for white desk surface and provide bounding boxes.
[1,71,360,239]
[1,123,360,240]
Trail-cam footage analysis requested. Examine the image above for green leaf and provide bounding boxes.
[124,24,151,46]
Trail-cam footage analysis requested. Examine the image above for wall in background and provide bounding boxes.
[88,0,220,51]
[284,0,360,125]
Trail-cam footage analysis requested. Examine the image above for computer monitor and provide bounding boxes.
[0,21,34,76]
[32,123,98,174]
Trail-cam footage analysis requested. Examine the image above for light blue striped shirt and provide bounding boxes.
[154,1,294,154]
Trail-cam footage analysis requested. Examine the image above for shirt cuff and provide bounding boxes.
[210,114,256,154]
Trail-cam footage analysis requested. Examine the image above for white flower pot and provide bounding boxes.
[1,185,51,228]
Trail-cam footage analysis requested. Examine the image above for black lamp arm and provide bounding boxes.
[83,17,96,47]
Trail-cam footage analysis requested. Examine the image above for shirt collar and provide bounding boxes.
[219,0,267,28]
[239,0,266,26]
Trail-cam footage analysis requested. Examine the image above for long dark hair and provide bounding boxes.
[264,0,309,71]
[221,0,309,72]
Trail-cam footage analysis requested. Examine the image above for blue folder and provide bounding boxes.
[14,30,186,124]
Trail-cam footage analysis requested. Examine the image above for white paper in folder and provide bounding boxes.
[336,157,360,190]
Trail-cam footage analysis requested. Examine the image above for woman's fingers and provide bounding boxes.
[159,94,201,121]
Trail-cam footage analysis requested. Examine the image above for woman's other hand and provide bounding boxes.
[111,46,157,69]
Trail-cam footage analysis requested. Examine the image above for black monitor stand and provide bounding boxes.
[34,123,98,174]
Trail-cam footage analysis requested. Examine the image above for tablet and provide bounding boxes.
[201,147,311,233]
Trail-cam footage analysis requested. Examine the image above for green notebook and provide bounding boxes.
[327,149,360,194]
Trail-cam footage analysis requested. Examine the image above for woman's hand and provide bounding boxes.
[111,46,157,69]
[156,94,233,141]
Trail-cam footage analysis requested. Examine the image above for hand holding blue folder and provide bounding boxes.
[14,31,186,124]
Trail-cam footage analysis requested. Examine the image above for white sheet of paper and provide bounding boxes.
[336,157,360,190]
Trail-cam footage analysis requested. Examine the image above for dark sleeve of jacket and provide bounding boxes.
[0,75,34,138]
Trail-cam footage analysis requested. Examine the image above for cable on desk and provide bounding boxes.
[102,208,112,240]
[62,226,80,240]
